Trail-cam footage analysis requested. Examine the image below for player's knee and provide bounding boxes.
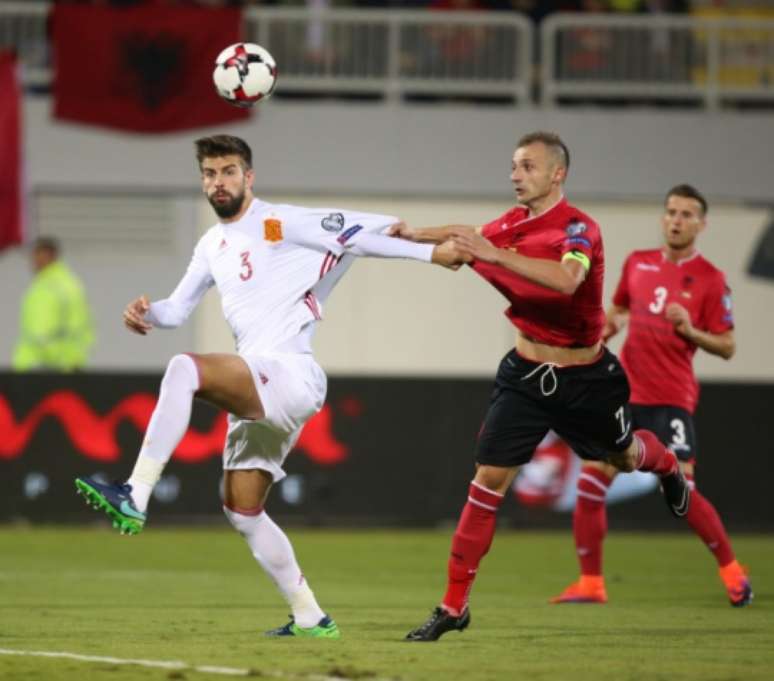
[163,353,200,391]
[583,460,618,479]
[223,504,261,535]
[473,465,517,494]
[223,505,244,533]
[606,448,636,473]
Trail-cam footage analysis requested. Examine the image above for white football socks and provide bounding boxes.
[127,354,200,512]
[224,507,326,629]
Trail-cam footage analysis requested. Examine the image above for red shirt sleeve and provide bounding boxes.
[612,254,633,308]
[560,219,598,267]
[703,273,734,333]
[480,208,517,240]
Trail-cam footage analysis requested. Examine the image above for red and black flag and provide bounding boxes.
[52,5,249,133]
[0,51,24,251]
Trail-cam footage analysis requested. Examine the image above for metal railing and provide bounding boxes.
[1,2,773,108]
[541,13,774,108]
[246,8,533,101]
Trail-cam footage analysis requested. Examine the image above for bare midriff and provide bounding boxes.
[515,332,603,367]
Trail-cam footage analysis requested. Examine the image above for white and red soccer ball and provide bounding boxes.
[213,43,277,107]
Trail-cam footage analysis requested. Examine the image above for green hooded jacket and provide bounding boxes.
[12,261,95,372]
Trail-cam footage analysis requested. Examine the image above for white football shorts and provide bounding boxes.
[222,351,327,482]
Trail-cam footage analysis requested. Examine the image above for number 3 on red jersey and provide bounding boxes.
[649,286,667,314]
[239,251,253,281]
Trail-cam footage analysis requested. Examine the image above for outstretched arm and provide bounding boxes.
[344,231,470,269]
[284,211,470,269]
[388,222,480,244]
[452,231,587,295]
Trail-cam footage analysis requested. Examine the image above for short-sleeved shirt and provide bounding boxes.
[471,197,605,347]
[612,249,734,413]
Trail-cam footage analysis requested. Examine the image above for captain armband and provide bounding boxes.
[562,250,591,271]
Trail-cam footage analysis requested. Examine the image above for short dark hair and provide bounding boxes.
[194,135,252,170]
[665,184,708,216]
[33,236,60,256]
[516,131,570,173]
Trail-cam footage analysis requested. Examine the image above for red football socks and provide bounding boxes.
[574,467,612,576]
[684,473,735,567]
[442,481,504,615]
[634,429,679,476]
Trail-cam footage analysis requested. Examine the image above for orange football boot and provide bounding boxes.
[550,575,607,604]
[719,560,753,607]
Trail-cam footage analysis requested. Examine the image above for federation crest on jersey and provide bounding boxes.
[566,221,587,237]
[264,218,283,242]
[321,213,345,233]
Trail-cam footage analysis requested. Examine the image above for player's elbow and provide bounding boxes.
[721,339,736,360]
[557,277,582,296]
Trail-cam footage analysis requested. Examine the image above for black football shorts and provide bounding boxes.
[476,347,633,467]
[631,404,697,462]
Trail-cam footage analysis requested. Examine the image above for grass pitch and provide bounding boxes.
[1,527,772,681]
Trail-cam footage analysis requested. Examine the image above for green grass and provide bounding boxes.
[1,527,772,681]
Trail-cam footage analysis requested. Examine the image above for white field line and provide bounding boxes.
[0,648,383,681]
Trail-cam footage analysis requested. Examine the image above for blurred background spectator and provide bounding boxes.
[12,237,95,373]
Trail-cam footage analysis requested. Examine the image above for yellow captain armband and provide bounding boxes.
[562,250,591,271]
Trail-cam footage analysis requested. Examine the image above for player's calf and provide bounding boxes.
[617,430,691,517]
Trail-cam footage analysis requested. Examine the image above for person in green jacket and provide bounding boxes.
[12,237,95,372]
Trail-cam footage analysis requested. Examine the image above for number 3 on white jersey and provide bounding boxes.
[649,286,667,314]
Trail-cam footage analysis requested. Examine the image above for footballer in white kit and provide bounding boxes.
[148,197,410,481]
[75,134,466,641]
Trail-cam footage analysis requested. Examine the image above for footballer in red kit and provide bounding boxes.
[394,132,693,641]
[474,199,605,348]
[615,248,731,413]
[552,184,752,609]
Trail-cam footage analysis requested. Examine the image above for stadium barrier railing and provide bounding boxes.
[0,2,773,107]
[541,12,774,108]
[245,8,533,102]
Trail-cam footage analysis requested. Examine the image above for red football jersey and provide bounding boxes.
[613,249,734,413]
[471,198,605,347]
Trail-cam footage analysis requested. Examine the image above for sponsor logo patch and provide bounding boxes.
[321,212,345,232]
[264,218,283,243]
[636,263,660,271]
[337,224,363,245]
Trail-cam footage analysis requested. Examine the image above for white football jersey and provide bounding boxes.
[147,198,408,356]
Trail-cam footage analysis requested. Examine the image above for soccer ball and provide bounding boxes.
[213,43,277,107]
